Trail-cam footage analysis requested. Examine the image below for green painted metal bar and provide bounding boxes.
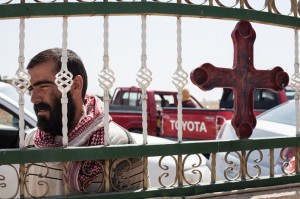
[36,175,300,198]
[0,2,299,29]
[1,136,300,164]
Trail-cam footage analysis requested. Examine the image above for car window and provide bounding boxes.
[285,87,295,100]
[0,85,34,115]
[0,105,32,129]
[154,94,176,108]
[258,101,296,126]
[261,90,276,101]
[220,88,279,110]
[0,107,18,128]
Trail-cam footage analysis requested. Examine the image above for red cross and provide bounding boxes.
[190,20,289,139]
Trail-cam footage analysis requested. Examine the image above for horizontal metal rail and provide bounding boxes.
[1,137,300,198]
[0,136,300,164]
[0,2,299,29]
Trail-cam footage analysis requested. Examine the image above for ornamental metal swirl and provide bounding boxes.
[245,150,263,179]
[12,69,30,95]
[280,148,294,175]
[110,159,132,191]
[98,67,115,90]
[223,149,263,181]
[224,151,242,181]
[291,73,300,90]
[81,160,105,193]
[0,164,20,199]
[55,68,73,93]
[24,163,50,198]
[158,155,178,187]
[157,154,203,187]
[136,67,152,89]
[182,154,203,185]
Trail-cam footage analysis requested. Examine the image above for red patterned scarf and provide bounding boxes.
[33,94,107,191]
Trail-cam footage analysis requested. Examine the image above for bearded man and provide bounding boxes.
[25,48,144,197]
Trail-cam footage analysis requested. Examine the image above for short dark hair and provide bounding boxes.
[27,48,88,100]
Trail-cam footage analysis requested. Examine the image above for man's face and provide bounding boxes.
[28,61,76,136]
[33,92,76,136]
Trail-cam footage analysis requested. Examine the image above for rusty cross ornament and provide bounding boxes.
[190,20,289,139]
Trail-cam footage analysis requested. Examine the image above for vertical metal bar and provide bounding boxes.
[267,0,273,12]
[57,16,72,196]
[141,89,148,144]
[269,148,274,177]
[12,16,31,199]
[137,14,151,144]
[19,163,25,198]
[101,15,112,147]
[178,154,183,187]
[293,0,297,17]
[143,157,148,189]
[63,162,69,195]
[104,160,110,192]
[211,152,216,184]
[240,0,244,9]
[296,147,300,174]
[241,150,246,180]
[172,16,188,143]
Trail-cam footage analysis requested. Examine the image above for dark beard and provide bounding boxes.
[34,92,76,136]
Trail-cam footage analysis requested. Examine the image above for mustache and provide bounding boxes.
[34,103,51,113]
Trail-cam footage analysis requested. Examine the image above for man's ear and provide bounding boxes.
[71,75,83,93]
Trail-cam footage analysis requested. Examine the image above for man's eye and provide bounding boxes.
[41,84,50,88]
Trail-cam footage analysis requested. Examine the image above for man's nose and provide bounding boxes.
[30,89,42,104]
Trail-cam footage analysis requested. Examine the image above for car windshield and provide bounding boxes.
[258,101,296,126]
[0,84,34,115]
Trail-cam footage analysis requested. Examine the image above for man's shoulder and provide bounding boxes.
[109,122,136,145]
[25,128,37,147]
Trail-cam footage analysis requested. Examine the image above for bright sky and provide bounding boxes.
[0,1,295,102]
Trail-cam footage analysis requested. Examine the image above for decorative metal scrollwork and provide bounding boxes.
[224,151,241,181]
[182,154,202,185]
[0,164,19,199]
[0,0,13,4]
[33,0,56,2]
[136,67,152,89]
[280,148,294,175]
[215,0,239,8]
[184,0,208,5]
[270,0,294,15]
[291,73,300,91]
[244,0,268,11]
[158,156,178,187]
[245,149,263,179]
[152,0,173,3]
[224,150,264,181]
[24,163,50,198]
[110,159,132,191]
[99,67,115,90]
[82,160,105,193]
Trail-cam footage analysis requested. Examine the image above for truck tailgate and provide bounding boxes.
[160,108,219,140]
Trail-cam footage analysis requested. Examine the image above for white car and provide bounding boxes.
[0,81,210,197]
[210,100,297,180]
[0,82,36,149]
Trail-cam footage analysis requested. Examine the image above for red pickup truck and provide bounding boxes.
[109,86,291,140]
